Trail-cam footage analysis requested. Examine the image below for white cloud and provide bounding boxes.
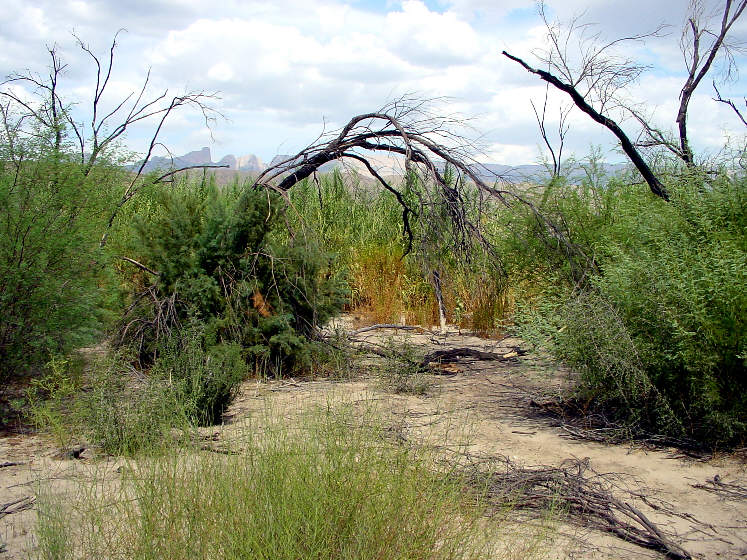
[0,0,743,164]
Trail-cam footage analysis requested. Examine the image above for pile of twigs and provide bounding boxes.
[451,452,692,559]
[692,475,747,501]
[528,397,710,458]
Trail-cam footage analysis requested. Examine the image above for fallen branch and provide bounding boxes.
[454,454,692,559]
[0,461,24,469]
[692,475,747,501]
[528,397,710,456]
[421,347,526,366]
[352,324,425,335]
[0,496,35,519]
[52,445,87,460]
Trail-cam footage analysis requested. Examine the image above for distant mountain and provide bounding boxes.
[217,153,265,172]
[134,148,629,184]
[135,147,265,174]
[467,162,628,183]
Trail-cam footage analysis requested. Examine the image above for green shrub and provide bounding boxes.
[25,355,85,448]
[151,324,246,426]
[80,356,190,456]
[0,147,120,383]
[512,169,746,447]
[122,181,347,376]
[26,351,192,456]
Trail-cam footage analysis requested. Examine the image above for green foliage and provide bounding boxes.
[81,358,190,456]
[0,145,120,383]
[512,168,747,447]
[151,324,245,426]
[125,180,347,377]
[24,350,190,456]
[34,404,491,560]
[25,355,85,448]
[287,172,508,331]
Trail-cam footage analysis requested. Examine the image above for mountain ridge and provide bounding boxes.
[135,147,628,182]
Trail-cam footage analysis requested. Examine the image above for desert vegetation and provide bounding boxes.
[0,1,745,558]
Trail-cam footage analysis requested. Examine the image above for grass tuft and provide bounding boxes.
[33,404,493,560]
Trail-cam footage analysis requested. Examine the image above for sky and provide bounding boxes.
[1,0,746,165]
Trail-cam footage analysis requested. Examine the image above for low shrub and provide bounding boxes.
[378,337,431,395]
[150,324,246,426]
[26,352,191,456]
[121,181,347,376]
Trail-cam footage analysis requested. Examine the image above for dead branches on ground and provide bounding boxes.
[0,496,35,519]
[528,397,710,457]
[351,324,425,335]
[421,347,526,366]
[692,475,747,501]
[453,453,693,559]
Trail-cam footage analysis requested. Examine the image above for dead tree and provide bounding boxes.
[503,51,669,200]
[507,1,746,188]
[254,96,591,298]
[0,33,222,246]
[676,0,746,166]
[503,3,670,200]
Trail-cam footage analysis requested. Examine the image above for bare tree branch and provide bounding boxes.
[503,50,669,200]
[153,164,230,184]
[254,96,592,283]
[531,82,571,177]
[118,256,160,276]
[0,34,223,248]
[713,81,747,127]
[677,0,747,165]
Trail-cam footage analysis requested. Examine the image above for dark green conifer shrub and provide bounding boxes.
[123,181,347,382]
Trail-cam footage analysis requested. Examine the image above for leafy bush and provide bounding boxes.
[25,351,191,456]
[25,355,85,448]
[512,170,746,447]
[151,324,245,426]
[0,146,119,383]
[122,181,347,376]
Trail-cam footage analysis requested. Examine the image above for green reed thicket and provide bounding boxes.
[285,170,509,332]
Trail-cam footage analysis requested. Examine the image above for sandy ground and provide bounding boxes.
[1,320,745,559]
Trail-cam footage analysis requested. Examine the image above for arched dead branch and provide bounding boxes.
[254,96,587,277]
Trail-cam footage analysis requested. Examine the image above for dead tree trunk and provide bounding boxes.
[431,269,447,333]
[677,0,747,166]
[502,51,669,201]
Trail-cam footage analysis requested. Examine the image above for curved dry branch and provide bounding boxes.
[503,50,669,201]
[253,97,591,281]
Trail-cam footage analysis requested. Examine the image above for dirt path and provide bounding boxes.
[1,322,745,559]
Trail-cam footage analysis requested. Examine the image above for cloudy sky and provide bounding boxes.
[1,0,745,165]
